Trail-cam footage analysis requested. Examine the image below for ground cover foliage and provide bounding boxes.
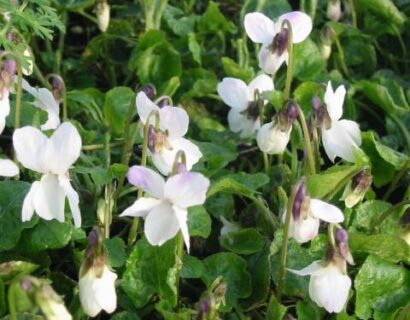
[0,0,410,319]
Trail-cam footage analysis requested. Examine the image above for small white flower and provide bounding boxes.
[322,81,362,162]
[0,86,10,135]
[285,198,344,243]
[79,265,117,317]
[217,74,274,138]
[120,166,210,252]
[43,299,73,320]
[257,121,291,154]
[244,11,312,74]
[21,78,60,131]
[136,92,202,176]
[13,122,82,226]
[288,260,351,313]
[96,1,110,32]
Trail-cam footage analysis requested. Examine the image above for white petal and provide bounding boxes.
[152,137,202,176]
[287,260,322,276]
[277,11,312,44]
[59,175,81,227]
[0,159,19,177]
[79,271,102,317]
[47,122,82,174]
[120,197,162,217]
[322,120,359,162]
[309,264,351,313]
[33,174,65,222]
[248,74,274,97]
[338,119,362,147]
[165,172,210,208]
[257,122,291,154]
[258,45,288,75]
[126,166,165,198]
[13,126,48,173]
[173,206,190,252]
[159,106,189,138]
[227,109,260,138]
[93,266,117,314]
[324,82,345,122]
[0,89,10,134]
[144,202,180,246]
[22,181,39,222]
[291,216,320,243]
[244,12,276,44]
[217,78,250,110]
[136,91,160,125]
[310,199,344,223]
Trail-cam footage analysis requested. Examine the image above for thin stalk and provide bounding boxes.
[8,284,17,320]
[62,82,68,121]
[175,231,184,302]
[348,0,357,28]
[383,158,410,201]
[282,20,294,100]
[296,105,316,176]
[334,34,349,77]
[251,195,279,230]
[104,130,111,168]
[375,199,410,230]
[82,141,123,151]
[127,110,160,246]
[14,61,23,129]
[256,89,269,173]
[311,125,320,172]
[328,223,336,249]
[277,182,299,301]
[390,114,410,151]
[263,152,269,172]
[291,142,298,179]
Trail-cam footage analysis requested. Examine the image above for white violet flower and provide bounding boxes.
[13,122,82,226]
[79,264,117,317]
[244,11,312,74]
[217,74,274,138]
[136,91,202,176]
[120,166,210,252]
[21,78,60,131]
[321,81,362,162]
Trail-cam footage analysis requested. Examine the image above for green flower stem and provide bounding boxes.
[311,125,321,172]
[175,231,184,301]
[323,166,369,202]
[296,105,316,176]
[334,34,349,77]
[8,283,17,320]
[127,110,160,247]
[348,0,357,28]
[375,199,410,230]
[277,182,299,301]
[383,158,410,201]
[262,152,269,172]
[14,61,23,130]
[328,223,336,249]
[251,195,279,230]
[104,130,111,168]
[282,20,294,100]
[82,141,123,151]
[256,89,270,173]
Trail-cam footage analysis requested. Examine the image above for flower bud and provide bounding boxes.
[335,228,354,265]
[147,124,156,153]
[341,170,372,208]
[142,84,156,100]
[96,1,110,32]
[51,76,65,102]
[327,0,342,21]
[257,120,291,155]
[287,101,298,123]
[292,182,306,221]
[157,96,172,108]
[312,96,321,112]
[3,58,16,76]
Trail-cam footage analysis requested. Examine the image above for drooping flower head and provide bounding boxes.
[79,230,117,317]
[13,122,82,226]
[244,11,312,74]
[341,169,372,208]
[284,182,344,243]
[257,100,298,154]
[120,165,210,252]
[217,74,274,138]
[289,229,354,313]
[314,81,362,162]
[136,91,202,175]
[0,58,16,134]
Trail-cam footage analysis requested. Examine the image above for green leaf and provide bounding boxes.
[111,311,141,320]
[188,206,212,238]
[306,165,358,198]
[103,87,135,135]
[356,0,406,25]
[201,252,252,310]
[180,255,204,279]
[103,237,127,268]
[196,141,237,177]
[221,57,254,83]
[0,279,4,317]
[188,32,201,65]
[208,173,268,198]
[349,233,410,264]
[20,220,73,251]
[266,294,287,320]
[198,2,236,34]
[221,228,265,255]
[293,39,326,81]
[296,300,325,320]
[355,255,410,319]
[163,5,195,37]
[0,181,33,252]
[121,237,178,308]
[294,81,323,115]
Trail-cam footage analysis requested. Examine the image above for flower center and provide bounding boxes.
[148,125,172,153]
[240,100,260,121]
[269,28,289,56]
